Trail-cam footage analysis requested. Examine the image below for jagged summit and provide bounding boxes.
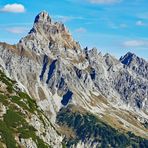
[19,11,81,54]
[29,11,68,35]
[120,52,135,66]
[120,51,147,67]
[120,52,148,79]
[34,11,51,24]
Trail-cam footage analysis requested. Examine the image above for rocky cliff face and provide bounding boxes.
[0,11,148,148]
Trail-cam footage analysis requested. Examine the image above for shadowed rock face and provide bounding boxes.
[46,59,57,84]
[40,54,49,80]
[61,90,73,106]
[0,11,148,148]
[120,52,134,66]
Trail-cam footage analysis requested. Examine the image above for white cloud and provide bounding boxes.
[0,3,25,13]
[6,27,28,34]
[75,27,86,33]
[123,40,148,47]
[88,0,121,4]
[136,20,145,26]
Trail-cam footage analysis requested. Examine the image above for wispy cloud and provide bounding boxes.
[6,27,28,34]
[109,22,128,29]
[87,0,121,4]
[0,23,32,27]
[0,3,25,13]
[54,15,84,23]
[75,27,86,33]
[137,12,148,19]
[136,20,146,26]
[119,23,128,28]
[123,40,148,47]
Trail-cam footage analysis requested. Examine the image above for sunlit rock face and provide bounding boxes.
[0,11,148,148]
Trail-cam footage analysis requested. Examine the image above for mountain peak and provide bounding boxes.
[120,52,148,79]
[34,11,51,24]
[120,52,136,66]
[30,11,68,35]
[19,11,81,54]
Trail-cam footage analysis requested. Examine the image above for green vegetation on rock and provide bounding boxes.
[0,121,17,148]
[0,70,49,148]
[56,105,148,148]
[0,70,15,93]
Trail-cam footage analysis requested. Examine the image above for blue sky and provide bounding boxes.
[0,0,148,59]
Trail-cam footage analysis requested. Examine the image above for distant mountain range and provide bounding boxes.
[0,11,148,148]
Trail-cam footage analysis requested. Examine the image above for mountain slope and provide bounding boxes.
[0,70,62,148]
[57,105,148,148]
[0,11,148,147]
